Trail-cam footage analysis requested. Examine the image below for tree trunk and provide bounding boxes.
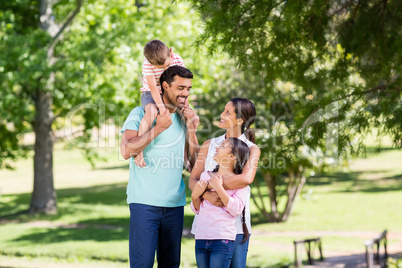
[264,173,281,222]
[280,170,306,222]
[251,172,273,222]
[30,88,57,214]
[28,0,83,215]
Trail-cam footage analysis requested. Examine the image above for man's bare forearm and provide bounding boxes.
[121,126,164,159]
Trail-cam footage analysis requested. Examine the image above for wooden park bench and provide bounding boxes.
[293,237,324,267]
[364,230,388,268]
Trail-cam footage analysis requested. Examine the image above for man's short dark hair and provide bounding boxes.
[160,65,193,95]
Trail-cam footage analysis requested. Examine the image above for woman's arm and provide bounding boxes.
[225,187,248,217]
[222,145,261,190]
[188,139,211,191]
[188,139,224,207]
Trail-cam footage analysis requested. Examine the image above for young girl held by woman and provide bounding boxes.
[191,137,250,268]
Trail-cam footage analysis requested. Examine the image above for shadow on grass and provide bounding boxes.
[363,146,397,156]
[76,217,129,228]
[308,172,361,185]
[0,192,31,220]
[1,179,196,228]
[12,226,127,243]
[308,171,402,193]
[0,183,128,221]
[57,183,128,206]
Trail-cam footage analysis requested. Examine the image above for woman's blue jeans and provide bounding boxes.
[195,239,234,268]
[230,234,250,268]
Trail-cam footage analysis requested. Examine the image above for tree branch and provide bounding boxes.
[328,0,355,17]
[332,84,398,102]
[302,84,398,129]
[47,0,84,58]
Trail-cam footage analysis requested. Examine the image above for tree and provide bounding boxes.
[0,0,221,214]
[190,0,401,222]
[1,0,85,214]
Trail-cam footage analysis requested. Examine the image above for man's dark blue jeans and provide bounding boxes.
[129,203,184,268]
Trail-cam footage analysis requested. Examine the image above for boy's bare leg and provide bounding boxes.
[135,103,158,167]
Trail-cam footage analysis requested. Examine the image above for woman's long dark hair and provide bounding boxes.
[212,137,250,243]
[231,98,256,143]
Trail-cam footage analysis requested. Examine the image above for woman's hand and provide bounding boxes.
[208,174,223,190]
[191,180,208,199]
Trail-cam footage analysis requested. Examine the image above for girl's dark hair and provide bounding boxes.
[241,207,249,243]
[212,137,250,243]
[212,138,250,174]
[229,138,250,174]
[231,98,256,143]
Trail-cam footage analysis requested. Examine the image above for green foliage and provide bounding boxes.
[190,0,402,222]
[0,0,228,167]
[388,256,402,268]
[0,0,232,213]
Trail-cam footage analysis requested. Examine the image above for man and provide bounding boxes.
[120,65,199,268]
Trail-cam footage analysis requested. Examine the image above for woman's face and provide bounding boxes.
[213,139,233,164]
[218,101,240,130]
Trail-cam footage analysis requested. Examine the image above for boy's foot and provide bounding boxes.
[134,152,146,167]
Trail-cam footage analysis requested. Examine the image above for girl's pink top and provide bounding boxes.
[190,171,248,240]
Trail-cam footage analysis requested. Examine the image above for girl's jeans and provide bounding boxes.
[195,239,234,268]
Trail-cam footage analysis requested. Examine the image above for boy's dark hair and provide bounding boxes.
[160,65,193,95]
[143,40,170,66]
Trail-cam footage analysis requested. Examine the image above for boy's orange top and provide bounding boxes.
[141,52,184,93]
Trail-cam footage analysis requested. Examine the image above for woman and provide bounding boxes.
[189,98,261,267]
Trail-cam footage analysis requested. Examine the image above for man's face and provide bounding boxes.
[163,75,192,109]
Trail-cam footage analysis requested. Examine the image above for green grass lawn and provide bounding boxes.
[1,145,401,267]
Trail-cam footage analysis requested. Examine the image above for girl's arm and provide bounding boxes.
[209,174,248,217]
[222,145,261,190]
[209,174,230,207]
[146,75,166,114]
[191,180,208,212]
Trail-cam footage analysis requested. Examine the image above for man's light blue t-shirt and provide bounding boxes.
[121,107,187,207]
